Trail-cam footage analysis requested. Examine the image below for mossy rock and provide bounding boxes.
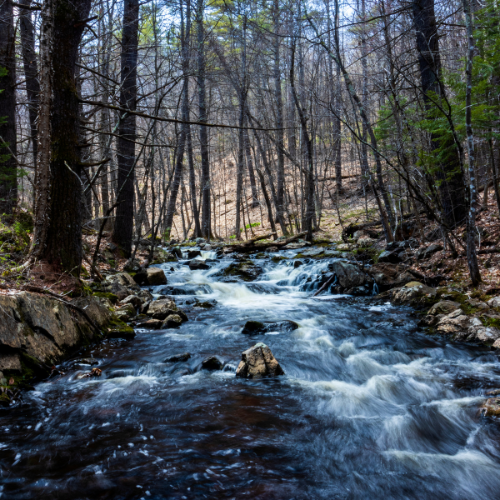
[93,291,119,304]
[311,239,330,247]
[6,352,52,388]
[271,255,288,263]
[105,315,135,338]
[481,316,500,329]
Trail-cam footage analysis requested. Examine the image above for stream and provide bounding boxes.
[2,248,500,499]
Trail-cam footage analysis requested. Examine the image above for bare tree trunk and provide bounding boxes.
[412,0,466,228]
[462,0,481,285]
[234,16,248,240]
[290,40,315,241]
[197,0,211,238]
[0,0,17,214]
[31,0,92,273]
[244,126,259,207]
[19,0,40,177]
[164,0,190,238]
[112,0,139,256]
[273,0,285,221]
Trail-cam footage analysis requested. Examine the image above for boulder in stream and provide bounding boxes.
[165,352,191,362]
[201,356,223,371]
[189,260,210,270]
[115,303,136,321]
[162,314,183,329]
[330,261,370,289]
[146,267,167,286]
[119,294,142,308]
[147,299,179,319]
[367,263,417,291]
[188,250,202,259]
[481,397,500,417]
[241,320,299,335]
[220,259,263,281]
[236,343,284,379]
[138,318,163,330]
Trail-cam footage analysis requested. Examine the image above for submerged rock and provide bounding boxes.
[165,352,191,363]
[158,284,212,295]
[194,299,217,309]
[189,260,210,270]
[241,320,299,335]
[242,320,265,334]
[187,250,202,259]
[236,343,284,379]
[220,259,263,281]
[201,356,223,371]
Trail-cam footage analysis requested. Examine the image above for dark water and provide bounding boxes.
[2,249,500,499]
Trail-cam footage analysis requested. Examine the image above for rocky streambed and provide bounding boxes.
[1,241,500,499]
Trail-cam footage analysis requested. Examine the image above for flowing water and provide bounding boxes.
[2,248,500,499]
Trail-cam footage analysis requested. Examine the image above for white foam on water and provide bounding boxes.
[368,303,392,312]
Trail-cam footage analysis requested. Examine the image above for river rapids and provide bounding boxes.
[1,248,500,499]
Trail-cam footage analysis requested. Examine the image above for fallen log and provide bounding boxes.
[312,274,337,297]
[225,232,307,253]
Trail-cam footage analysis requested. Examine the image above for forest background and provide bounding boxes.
[0,0,500,290]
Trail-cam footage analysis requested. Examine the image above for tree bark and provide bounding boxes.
[19,0,40,176]
[273,0,285,222]
[0,0,17,214]
[462,0,481,285]
[112,0,139,256]
[196,0,211,238]
[412,0,466,228]
[164,0,190,239]
[31,0,92,273]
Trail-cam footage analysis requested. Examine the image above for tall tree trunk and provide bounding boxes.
[112,0,139,256]
[0,0,17,214]
[273,0,285,222]
[234,16,248,239]
[197,0,211,238]
[462,0,481,285]
[412,0,466,228]
[183,0,201,239]
[305,0,394,240]
[244,126,259,207]
[19,0,40,177]
[31,0,92,273]
[164,0,190,238]
[99,0,114,229]
[358,0,370,188]
[290,41,315,241]
[327,0,342,193]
